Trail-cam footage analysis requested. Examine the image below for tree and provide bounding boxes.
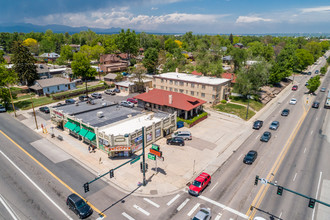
[229,34,233,45]
[143,48,159,73]
[22,38,38,54]
[304,42,322,61]
[320,65,328,75]
[59,45,73,62]
[11,41,38,86]
[306,75,321,93]
[295,49,314,71]
[116,29,138,59]
[230,47,248,72]
[164,38,179,54]
[0,63,18,107]
[132,66,146,93]
[0,50,5,63]
[71,52,97,96]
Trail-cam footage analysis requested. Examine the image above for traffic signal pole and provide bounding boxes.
[142,126,146,186]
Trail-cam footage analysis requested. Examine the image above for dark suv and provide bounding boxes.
[66,193,93,219]
[253,120,263,130]
[166,137,185,146]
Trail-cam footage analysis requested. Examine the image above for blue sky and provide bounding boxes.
[1,0,330,34]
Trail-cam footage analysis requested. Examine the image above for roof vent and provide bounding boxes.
[127,114,132,118]
[102,102,107,107]
[97,111,104,118]
[169,95,173,104]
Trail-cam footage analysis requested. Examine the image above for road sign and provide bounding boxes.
[148,153,156,160]
[150,148,162,157]
[130,156,140,164]
[151,144,160,151]
[260,178,268,185]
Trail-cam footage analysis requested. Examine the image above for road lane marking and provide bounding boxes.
[187,203,200,216]
[0,195,19,220]
[122,212,135,220]
[143,198,160,208]
[198,195,248,219]
[0,150,73,220]
[215,213,222,220]
[177,198,190,211]
[210,182,218,192]
[255,135,259,140]
[312,171,323,220]
[0,130,105,218]
[133,204,150,216]
[237,154,244,161]
[311,130,313,135]
[293,173,297,182]
[304,148,307,154]
[167,194,180,206]
[279,212,282,218]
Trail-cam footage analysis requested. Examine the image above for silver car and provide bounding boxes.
[192,208,211,220]
[120,101,134,108]
[269,121,280,130]
[0,104,6,112]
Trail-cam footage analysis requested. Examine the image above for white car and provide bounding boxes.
[289,98,297,105]
[0,104,6,112]
[192,208,211,220]
[120,101,134,108]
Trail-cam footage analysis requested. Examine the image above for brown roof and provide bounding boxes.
[104,73,117,80]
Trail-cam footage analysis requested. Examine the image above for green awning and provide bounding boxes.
[73,126,81,133]
[78,128,89,137]
[85,132,96,141]
[64,121,77,131]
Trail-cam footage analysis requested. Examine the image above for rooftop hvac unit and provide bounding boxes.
[102,102,107,107]
[97,111,104,118]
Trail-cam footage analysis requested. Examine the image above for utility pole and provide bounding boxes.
[142,126,146,186]
[30,95,38,130]
[8,87,16,117]
[245,95,250,120]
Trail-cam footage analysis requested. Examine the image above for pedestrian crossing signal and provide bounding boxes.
[83,183,89,193]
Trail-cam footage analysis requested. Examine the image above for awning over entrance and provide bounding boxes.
[78,128,89,137]
[73,126,81,133]
[85,132,96,141]
[64,121,77,131]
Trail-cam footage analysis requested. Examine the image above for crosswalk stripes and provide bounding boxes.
[167,194,180,206]
[122,212,135,220]
[187,203,200,216]
[177,198,190,211]
[215,213,222,220]
[143,198,160,208]
[133,204,150,216]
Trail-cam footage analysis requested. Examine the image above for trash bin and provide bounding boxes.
[177,121,184,128]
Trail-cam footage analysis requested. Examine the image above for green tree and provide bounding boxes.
[59,45,73,61]
[164,38,179,54]
[0,50,5,63]
[295,49,314,71]
[229,34,233,45]
[304,42,322,61]
[306,75,321,93]
[0,63,18,107]
[71,52,97,96]
[116,29,138,59]
[320,64,328,75]
[143,48,159,73]
[11,41,38,86]
[230,47,248,72]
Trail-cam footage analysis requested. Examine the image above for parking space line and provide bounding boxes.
[304,148,307,154]
[177,198,190,211]
[167,194,180,206]
[143,198,160,208]
[293,173,297,182]
[210,182,218,192]
[133,204,150,216]
[187,203,200,216]
[215,213,222,220]
[255,135,259,140]
[122,212,135,220]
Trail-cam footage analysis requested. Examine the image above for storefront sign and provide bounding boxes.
[148,153,156,160]
[109,146,131,152]
[155,128,161,138]
[150,148,162,157]
[147,133,152,142]
[54,111,63,117]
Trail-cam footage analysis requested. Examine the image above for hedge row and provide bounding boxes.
[177,111,208,125]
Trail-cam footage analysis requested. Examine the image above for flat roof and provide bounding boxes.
[99,111,170,136]
[155,72,230,85]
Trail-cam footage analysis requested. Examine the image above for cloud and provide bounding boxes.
[301,6,330,13]
[151,7,158,10]
[236,16,272,23]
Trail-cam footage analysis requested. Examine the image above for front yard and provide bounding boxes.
[214,102,255,120]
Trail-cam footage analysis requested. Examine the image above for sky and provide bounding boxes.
[1,0,330,34]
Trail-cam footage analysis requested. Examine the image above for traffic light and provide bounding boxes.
[110,169,114,178]
[308,198,316,208]
[255,175,259,185]
[83,182,89,193]
[277,186,283,196]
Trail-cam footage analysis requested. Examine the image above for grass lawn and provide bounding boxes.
[11,96,56,111]
[214,103,255,120]
[13,93,35,101]
[230,97,264,111]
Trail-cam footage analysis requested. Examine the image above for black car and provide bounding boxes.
[66,193,93,219]
[253,120,263,130]
[166,137,185,146]
[79,95,89,101]
[39,106,50,113]
[260,131,272,142]
[243,150,258,164]
[281,109,290,116]
[91,93,102,99]
[312,101,320,109]
[65,99,76,105]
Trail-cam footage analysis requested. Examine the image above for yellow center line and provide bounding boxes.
[246,109,308,219]
[0,130,106,218]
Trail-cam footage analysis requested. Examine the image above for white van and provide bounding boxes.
[172,131,192,140]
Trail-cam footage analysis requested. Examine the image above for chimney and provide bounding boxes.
[175,68,178,73]
[169,95,172,104]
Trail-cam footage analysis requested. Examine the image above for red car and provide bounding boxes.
[127,98,137,104]
[292,85,298,91]
[188,172,211,196]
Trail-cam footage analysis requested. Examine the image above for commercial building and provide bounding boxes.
[153,72,231,104]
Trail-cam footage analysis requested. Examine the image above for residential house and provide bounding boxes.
[69,44,80,53]
[39,52,60,62]
[99,54,128,73]
[29,77,76,96]
[104,73,118,84]
[221,73,237,84]
[191,70,202,76]
[37,64,51,79]
[234,43,244,49]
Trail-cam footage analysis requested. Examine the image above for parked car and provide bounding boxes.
[281,109,290,116]
[127,98,138,104]
[79,95,89,101]
[192,208,212,220]
[120,101,134,108]
[166,137,185,146]
[104,89,115,95]
[91,93,102,99]
[312,101,320,109]
[188,172,211,196]
[0,104,6,112]
[307,71,312,75]
[66,193,93,219]
[171,131,192,140]
[292,85,298,91]
[305,82,309,86]
[114,88,120,93]
[253,120,263,130]
[320,87,326,92]
[269,121,280,130]
[65,99,76,105]
[315,70,319,74]
[260,131,272,142]
[39,106,50,113]
[289,98,297,105]
[243,150,258,164]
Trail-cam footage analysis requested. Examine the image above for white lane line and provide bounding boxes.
[279,212,282,218]
[210,182,218,192]
[255,135,259,140]
[199,196,248,219]
[0,195,19,220]
[304,148,307,154]
[293,173,297,182]
[143,198,160,208]
[167,194,180,206]
[122,212,135,220]
[312,171,323,220]
[177,198,190,211]
[311,130,314,135]
[187,203,200,216]
[316,117,318,121]
[215,213,222,220]
[133,204,150,216]
[237,154,243,161]
[0,151,73,220]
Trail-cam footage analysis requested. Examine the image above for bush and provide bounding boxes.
[177,112,208,125]
[221,99,227,104]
